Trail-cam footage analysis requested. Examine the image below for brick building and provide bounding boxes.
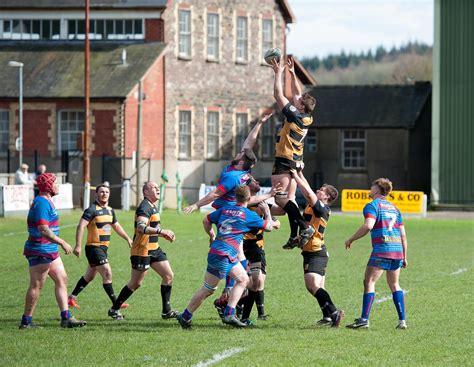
[0,0,313,207]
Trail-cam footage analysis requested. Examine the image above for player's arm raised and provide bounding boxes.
[271,58,290,110]
[241,113,273,152]
[74,218,89,257]
[290,169,317,206]
[288,56,302,105]
[183,188,222,214]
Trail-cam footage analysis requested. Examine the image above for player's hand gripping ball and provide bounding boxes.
[264,47,282,65]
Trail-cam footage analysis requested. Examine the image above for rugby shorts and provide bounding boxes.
[131,247,168,271]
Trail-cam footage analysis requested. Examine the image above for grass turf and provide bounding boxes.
[0,210,472,366]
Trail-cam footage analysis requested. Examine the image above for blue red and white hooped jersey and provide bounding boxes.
[363,198,404,260]
[212,164,252,209]
[207,204,267,262]
[24,196,60,259]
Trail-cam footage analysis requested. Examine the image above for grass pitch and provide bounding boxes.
[0,210,472,366]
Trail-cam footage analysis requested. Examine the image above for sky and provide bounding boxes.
[286,0,434,58]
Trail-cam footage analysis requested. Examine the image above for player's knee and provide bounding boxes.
[274,192,288,207]
[203,281,217,295]
[163,271,174,284]
[235,272,249,287]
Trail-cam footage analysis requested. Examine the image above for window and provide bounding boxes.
[305,129,317,153]
[261,116,274,160]
[207,13,219,60]
[206,111,219,159]
[58,110,84,152]
[262,19,273,60]
[67,19,144,40]
[179,111,192,159]
[236,16,248,62]
[0,110,9,154]
[235,113,248,153]
[341,130,366,169]
[2,19,60,40]
[178,10,191,58]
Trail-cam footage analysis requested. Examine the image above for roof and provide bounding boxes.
[0,42,166,98]
[0,0,167,9]
[309,83,432,129]
[276,0,296,23]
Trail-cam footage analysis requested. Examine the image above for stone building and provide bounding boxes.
[0,0,313,207]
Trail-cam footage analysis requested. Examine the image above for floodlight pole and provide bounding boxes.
[8,61,23,167]
[83,0,91,187]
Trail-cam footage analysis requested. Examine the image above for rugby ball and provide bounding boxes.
[264,47,282,64]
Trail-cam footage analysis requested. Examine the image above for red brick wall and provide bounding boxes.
[92,110,116,157]
[145,19,164,42]
[23,109,50,155]
[124,56,165,160]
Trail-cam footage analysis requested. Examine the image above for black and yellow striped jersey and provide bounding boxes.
[275,103,313,162]
[132,199,160,257]
[302,200,331,252]
[243,206,265,249]
[82,201,117,247]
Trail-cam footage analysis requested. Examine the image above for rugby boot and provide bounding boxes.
[222,315,247,328]
[298,226,315,248]
[61,316,87,328]
[67,296,80,309]
[396,320,408,329]
[282,237,299,250]
[240,318,255,327]
[330,309,345,328]
[346,318,369,329]
[108,308,124,321]
[177,313,192,329]
[120,303,129,309]
[315,317,332,327]
[162,310,179,320]
[19,323,42,330]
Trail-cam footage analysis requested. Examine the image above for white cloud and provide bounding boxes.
[287,0,434,58]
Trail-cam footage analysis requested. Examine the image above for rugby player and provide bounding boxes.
[177,185,279,329]
[270,56,317,249]
[20,173,86,329]
[290,169,344,327]
[68,184,133,310]
[240,177,283,325]
[107,181,178,321]
[345,178,408,330]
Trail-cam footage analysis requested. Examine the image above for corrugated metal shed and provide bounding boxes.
[432,0,474,206]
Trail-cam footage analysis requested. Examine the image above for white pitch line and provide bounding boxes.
[193,348,245,367]
[375,290,410,304]
[2,223,76,237]
[451,268,467,275]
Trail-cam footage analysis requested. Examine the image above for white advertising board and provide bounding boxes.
[51,183,74,210]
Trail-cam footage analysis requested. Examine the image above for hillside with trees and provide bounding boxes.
[301,42,432,85]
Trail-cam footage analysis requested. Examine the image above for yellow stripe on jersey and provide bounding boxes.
[132,199,161,257]
[243,206,265,248]
[275,109,313,162]
[301,201,330,252]
[83,203,116,247]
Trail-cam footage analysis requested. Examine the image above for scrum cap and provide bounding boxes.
[36,173,56,194]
